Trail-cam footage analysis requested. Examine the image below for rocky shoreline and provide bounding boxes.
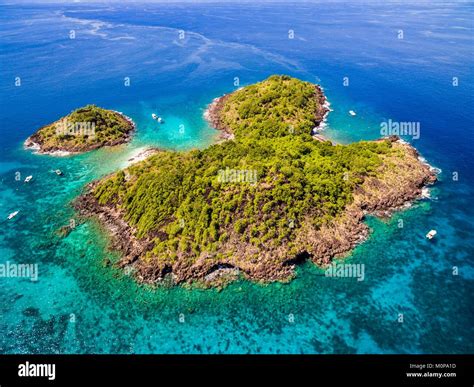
[203,93,234,141]
[24,110,136,156]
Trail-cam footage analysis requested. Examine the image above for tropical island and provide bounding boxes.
[25,104,135,155]
[75,75,436,287]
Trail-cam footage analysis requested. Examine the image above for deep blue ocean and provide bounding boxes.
[0,1,473,354]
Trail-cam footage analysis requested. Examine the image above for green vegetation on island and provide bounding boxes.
[25,104,135,154]
[76,75,436,286]
[209,74,328,140]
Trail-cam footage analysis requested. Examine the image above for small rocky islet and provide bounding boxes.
[67,75,437,288]
[24,104,135,155]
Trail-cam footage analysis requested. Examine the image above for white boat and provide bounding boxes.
[349,110,356,116]
[152,113,164,123]
[24,175,33,183]
[55,169,63,176]
[426,230,437,240]
[7,211,19,220]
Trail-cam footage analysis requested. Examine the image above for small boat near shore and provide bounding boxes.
[55,169,63,176]
[349,110,357,116]
[426,230,437,240]
[24,175,33,183]
[7,211,19,220]
[151,113,164,124]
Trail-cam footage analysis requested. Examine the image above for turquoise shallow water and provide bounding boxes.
[0,2,473,354]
